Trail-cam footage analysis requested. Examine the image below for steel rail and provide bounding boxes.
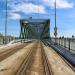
[15,44,37,75]
[16,42,53,75]
[0,43,29,61]
[41,44,53,75]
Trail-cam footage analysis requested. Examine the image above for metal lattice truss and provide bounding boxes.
[19,19,50,39]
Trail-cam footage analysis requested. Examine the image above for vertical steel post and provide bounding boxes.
[64,38,66,48]
[61,38,62,46]
[59,38,60,45]
[54,0,57,44]
[3,37,5,44]
[64,38,65,47]
[69,39,70,50]
[5,0,7,44]
[55,0,56,41]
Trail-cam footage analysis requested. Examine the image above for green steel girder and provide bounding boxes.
[20,19,50,39]
[20,20,38,39]
[40,20,50,39]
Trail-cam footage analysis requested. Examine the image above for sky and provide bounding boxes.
[0,0,75,37]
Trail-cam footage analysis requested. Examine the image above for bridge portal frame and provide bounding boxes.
[19,19,50,39]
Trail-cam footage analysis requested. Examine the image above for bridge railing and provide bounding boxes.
[0,36,17,45]
[51,37,75,51]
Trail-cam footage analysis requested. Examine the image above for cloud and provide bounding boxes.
[8,2,46,14]
[7,1,46,20]
[3,0,74,20]
[8,1,46,20]
[8,13,22,20]
[43,0,74,8]
[1,0,74,9]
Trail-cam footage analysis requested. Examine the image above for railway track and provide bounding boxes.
[0,40,74,75]
[16,43,37,75]
[41,45,53,75]
[0,43,30,61]
[43,44,75,75]
[16,41,52,75]
[0,41,37,75]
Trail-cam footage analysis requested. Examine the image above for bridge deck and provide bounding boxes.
[0,40,74,75]
[46,40,75,67]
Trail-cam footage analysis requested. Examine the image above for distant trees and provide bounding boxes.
[0,33,16,43]
[62,36,64,39]
[0,33,4,39]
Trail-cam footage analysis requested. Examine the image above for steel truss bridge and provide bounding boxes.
[19,19,50,39]
[0,18,75,75]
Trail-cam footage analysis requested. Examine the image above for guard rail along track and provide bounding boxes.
[15,42,53,75]
[41,44,53,75]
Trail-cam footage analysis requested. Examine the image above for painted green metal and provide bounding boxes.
[19,19,50,39]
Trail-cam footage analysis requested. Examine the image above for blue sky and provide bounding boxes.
[0,0,75,37]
